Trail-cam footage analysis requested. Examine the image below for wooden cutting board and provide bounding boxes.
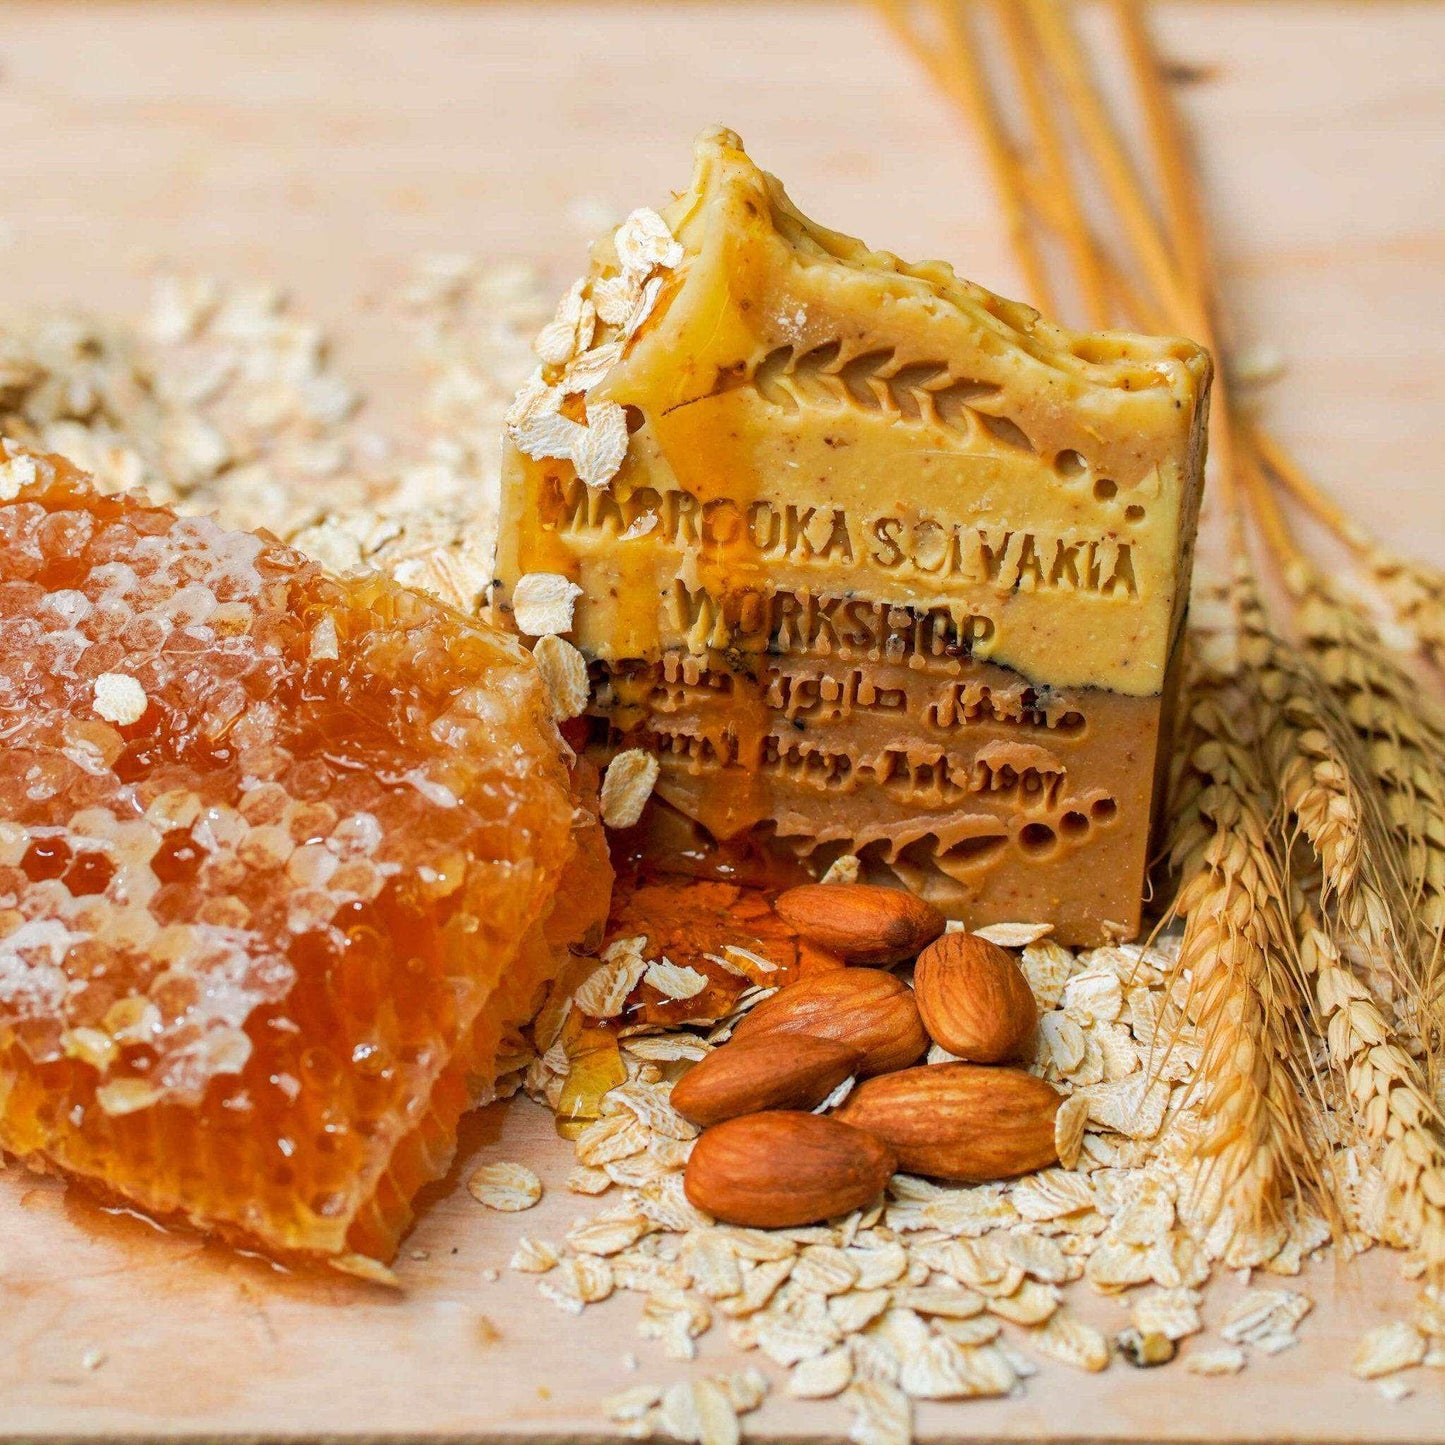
[0,2,1441,1440]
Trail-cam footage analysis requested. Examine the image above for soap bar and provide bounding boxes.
[496,128,1211,944]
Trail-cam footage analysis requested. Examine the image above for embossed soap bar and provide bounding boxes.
[496,128,1211,944]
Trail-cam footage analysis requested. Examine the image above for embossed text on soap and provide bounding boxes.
[542,475,1143,601]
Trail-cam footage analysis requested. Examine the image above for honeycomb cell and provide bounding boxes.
[0,449,610,1265]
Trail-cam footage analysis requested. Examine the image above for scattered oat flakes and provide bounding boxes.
[575,949,649,1019]
[1353,1322,1426,1379]
[532,633,591,719]
[970,921,1053,948]
[622,1033,711,1064]
[1027,1307,1110,1372]
[821,854,862,885]
[723,944,779,977]
[569,1213,652,1257]
[688,1234,743,1299]
[691,1377,741,1445]
[934,1316,1002,1348]
[828,1288,892,1335]
[540,1255,614,1314]
[533,279,595,367]
[509,1237,560,1273]
[987,1279,1061,1326]
[1220,1288,1311,1347]
[604,1382,662,1426]
[601,749,660,829]
[790,1345,854,1398]
[566,1165,614,1196]
[793,1245,860,1297]
[573,400,630,489]
[814,1075,856,1113]
[644,959,708,1001]
[511,571,583,636]
[1081,1072,1169,1140]
[330,1253,401,1287]
[467,1161,542,1213]
[509,402,584,466]
[1021,939,1078,1009]
[1185,1344,1246,1376]
[896,1336,978,1399]
[615,207,685,275]
[1131,1288,1202,1341]
[1054,1091,1089,1169]
[845,1378,912,1445]
[1011,1169,1097,1222]
[1062,969,1124,1025]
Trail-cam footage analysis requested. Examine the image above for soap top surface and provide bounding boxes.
[502,127,1212,695]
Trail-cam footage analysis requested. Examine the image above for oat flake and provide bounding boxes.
[601,749,660,829]
[468,1161,542,1213]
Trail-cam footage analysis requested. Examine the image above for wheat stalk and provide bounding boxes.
[1234,564,1406,974]
[1164,582,1326,1229]
[1246,420,1445,675]
[1290,879,1445,1281]
[880,0,1445,1251]
[1287,563,1445,1030]
[1366,548,1445,676]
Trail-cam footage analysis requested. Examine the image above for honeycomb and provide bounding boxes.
[0,448,610,1264]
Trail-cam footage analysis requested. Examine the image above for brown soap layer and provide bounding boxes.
[591,643,1170,948]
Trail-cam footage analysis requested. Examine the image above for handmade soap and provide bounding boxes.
[496,128,1211,944]
[0,449,609,1265]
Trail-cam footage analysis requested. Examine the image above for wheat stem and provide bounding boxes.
[1245,418,1445,673]
[874,0,1057,313]
[1245,420,1373,554]
[1240,454,1445,1049]
[1020,0,1194,333]
[1291,881,1445,1281]
[988,0,1113,327]
[1366,550,1445,675]
[1165,583,1326,1229]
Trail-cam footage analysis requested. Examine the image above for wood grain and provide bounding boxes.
[0,2,1441,1441]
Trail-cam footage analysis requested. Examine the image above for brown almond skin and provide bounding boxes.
[913,932,1038,1063]
[836,1063,1061,1181]
[683,1111,897,1227]
[775,883,945,966]
[671,1034,863,1128]
[730,969,929,1077]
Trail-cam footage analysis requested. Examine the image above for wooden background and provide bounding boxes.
[0,2,1442,1441]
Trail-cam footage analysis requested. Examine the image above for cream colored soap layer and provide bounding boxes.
[498,126,1210,698]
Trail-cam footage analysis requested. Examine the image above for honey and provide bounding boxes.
[0,448,609,1264]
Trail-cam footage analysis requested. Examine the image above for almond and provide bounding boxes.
[731,969,928,1077]
[836,1063,1061,1181]
[683,1111,897,1227]
[671,1034,862,1128]
[775,883,944,966]
[913,932,1037,1062]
